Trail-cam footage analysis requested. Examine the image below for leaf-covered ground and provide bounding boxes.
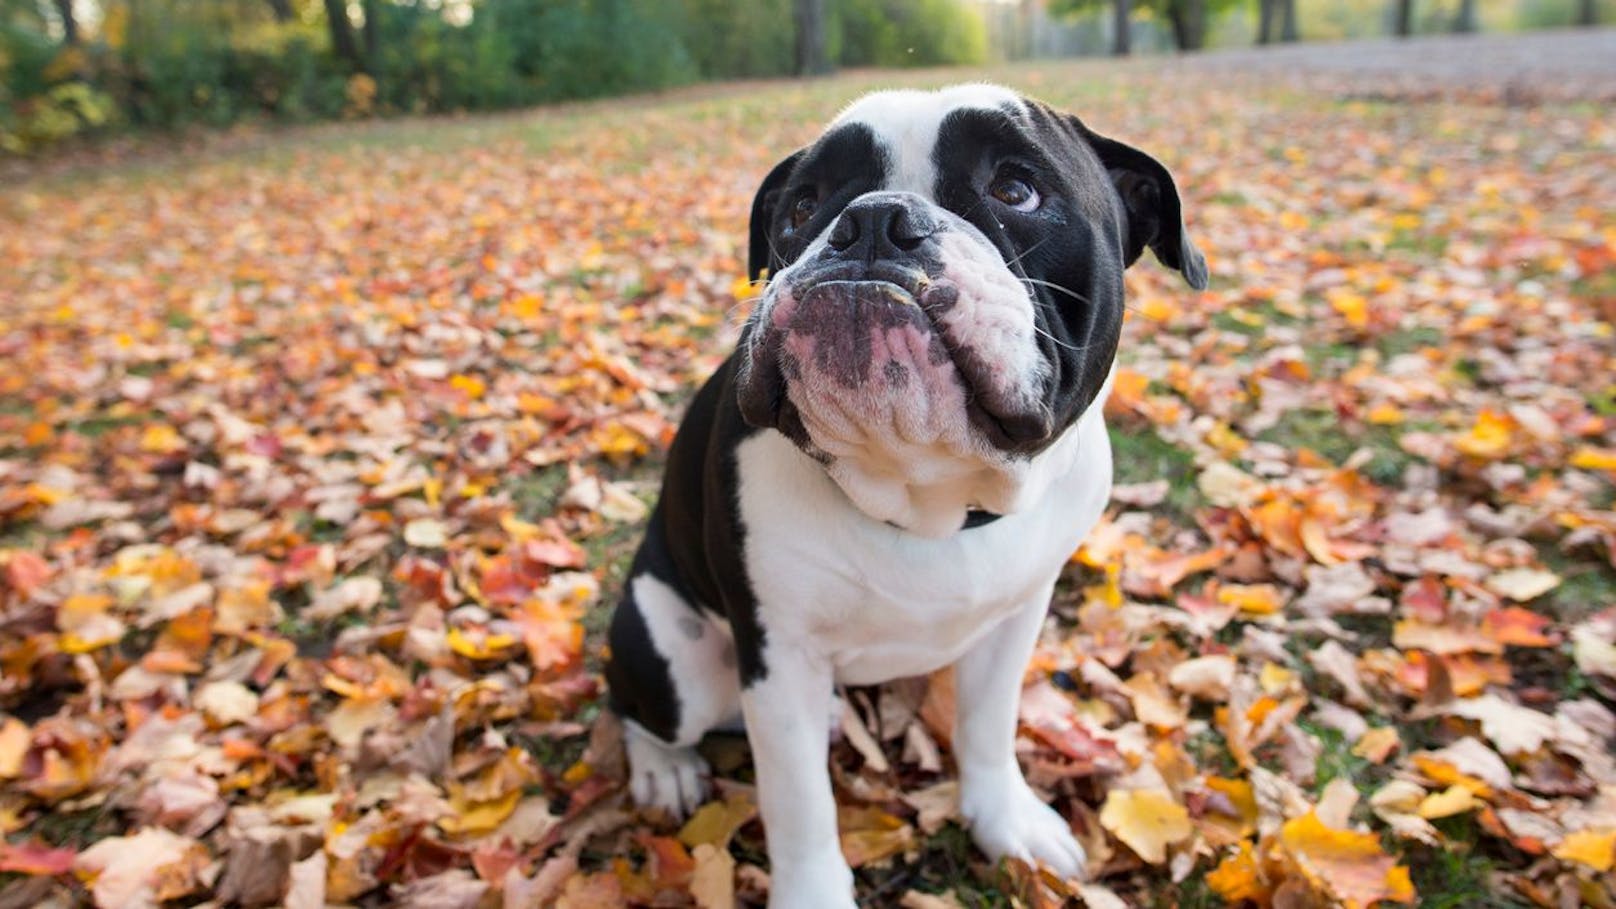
[2,30,1616,909]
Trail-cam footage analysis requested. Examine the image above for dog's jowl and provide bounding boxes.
[604,84,1207,908]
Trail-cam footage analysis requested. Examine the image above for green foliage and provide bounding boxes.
[837,0,989,66]
[1,0,988,151]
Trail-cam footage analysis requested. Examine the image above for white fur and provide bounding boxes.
[734,402,1111,905]
[630,574,741,744]
[835,84,1025,196]
[624,719,710,817]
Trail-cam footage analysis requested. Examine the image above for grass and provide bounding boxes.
[853,823,1013,908]
[1407,820,1534,909]
[1252,405,1430,486]
[1109,425,1206,520]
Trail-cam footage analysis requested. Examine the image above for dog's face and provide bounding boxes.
[737,85,1206,534]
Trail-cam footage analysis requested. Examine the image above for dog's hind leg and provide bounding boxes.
[605,561,741,817]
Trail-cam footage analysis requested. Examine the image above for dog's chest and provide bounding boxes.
[733,424,1111,686]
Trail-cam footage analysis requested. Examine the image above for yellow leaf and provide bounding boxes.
[1415,785,1475,819]
[678,794,757,850]
[1454,410,1514,460]
[439,788,521,836]
[449,374,486,399]
[1328,290,1369,329]
[1366,403,1405,425]
[508,294,544,321]
[1217,583,1284,616]
[0,718,29,778]
[1259,662,1296,695]
[446,627,518,660]
[1279,810,1416,909]
[139,424,185,454]
[839,806,915,868]
[1552,829,1616,872]
[689,843,735,909]
[1099,789,1192,864]
[1570,447,1616,473]
[1352,727,1401,764]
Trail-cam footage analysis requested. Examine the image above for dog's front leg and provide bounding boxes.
[741,643,856,909]
[954,587,1087,881]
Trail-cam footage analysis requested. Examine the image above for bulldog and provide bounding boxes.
[604,84,1206,907]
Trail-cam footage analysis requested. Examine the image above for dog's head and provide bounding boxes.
[737,85,1205,536]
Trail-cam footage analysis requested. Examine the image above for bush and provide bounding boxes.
[0,0,990,153]
[836,0,990,67]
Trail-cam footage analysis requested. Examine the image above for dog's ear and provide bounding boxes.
[1076,122,1208,290]
[748,150,805,283]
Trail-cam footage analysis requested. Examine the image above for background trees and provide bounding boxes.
[2,0,1611,152]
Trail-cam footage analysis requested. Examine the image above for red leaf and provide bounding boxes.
[0,840,76,876]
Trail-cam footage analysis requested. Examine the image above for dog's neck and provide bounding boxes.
[812,366,1114,537]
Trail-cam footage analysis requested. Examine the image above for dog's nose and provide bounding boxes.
[825,195,936,262]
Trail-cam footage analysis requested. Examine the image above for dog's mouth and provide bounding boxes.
[737,263,1053,454]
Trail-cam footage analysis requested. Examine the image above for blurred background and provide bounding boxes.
[2,0,1611,154]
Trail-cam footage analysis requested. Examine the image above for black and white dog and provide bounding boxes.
[605,85,1206,907]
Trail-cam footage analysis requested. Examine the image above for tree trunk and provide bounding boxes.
[1113,0,1132,55]
[53,0,78,44]
[794,0,831,76]
[1453,0,1477,31]
[265,0,294,22]
[1257,0,1275,45]
[1279,0,1298,41]
[1393,0,1414,36]
[361,0,379,62]
[1166,0,1205,51]
[323,0,364,69]
[1577,0,1596,26]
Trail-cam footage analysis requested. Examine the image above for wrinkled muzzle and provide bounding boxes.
[738,192,1054,465]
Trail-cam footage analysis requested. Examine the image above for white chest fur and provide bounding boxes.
[734,401,1113,686]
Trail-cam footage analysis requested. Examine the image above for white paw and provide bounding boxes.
[624,722,709,818]
[962,777,1086,881]
[767,855,856,909]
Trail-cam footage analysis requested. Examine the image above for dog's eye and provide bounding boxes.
[788,196,818,232]
[989,177,1039,212]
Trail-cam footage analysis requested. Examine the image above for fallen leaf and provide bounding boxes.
[1099,788,1192,864]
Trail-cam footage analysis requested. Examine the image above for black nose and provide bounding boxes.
[825,195,937,262]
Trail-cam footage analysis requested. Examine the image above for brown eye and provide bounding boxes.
[789,195,818,231]
[989,177,1040,212]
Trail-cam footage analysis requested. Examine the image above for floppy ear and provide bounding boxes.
[1081,127,1208,290]
[748,150,804,283]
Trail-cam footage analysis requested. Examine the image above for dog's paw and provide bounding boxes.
[767,856,857,909]
[962,777,1087,881]
[624,723,709,818]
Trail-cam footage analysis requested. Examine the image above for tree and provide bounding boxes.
[1578,0,1596,26]
[794,0,831,76]
[1112,0,1131,55]
[264,0,294,22]
[1257,0,1275,44]
[1392,0,1413,36]
[322,0,364,69]
[1163,0,1206,51]
[1453,0,1477,31]
[52,0,76,43]
[1278,0,1297,40]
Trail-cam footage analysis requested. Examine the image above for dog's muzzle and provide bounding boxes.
[739,193,1054,458]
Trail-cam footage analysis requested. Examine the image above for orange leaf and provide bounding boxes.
[3,551,51,599]
[1279,811,1415,909]
[1206,841,1268,904]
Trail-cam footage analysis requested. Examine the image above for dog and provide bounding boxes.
[604,84,1206,907]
